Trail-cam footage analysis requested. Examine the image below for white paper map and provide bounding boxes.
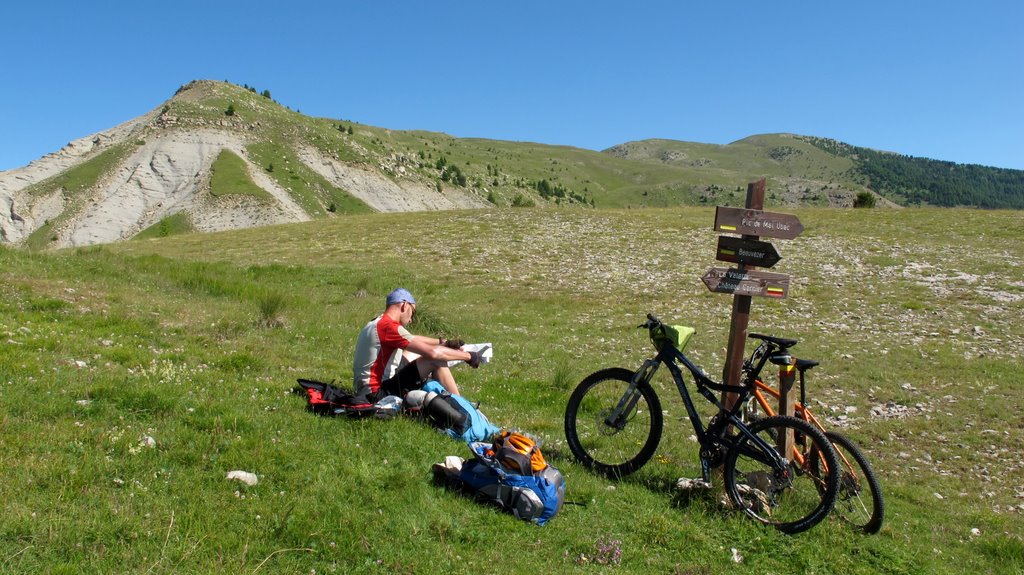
[448,343,493,368]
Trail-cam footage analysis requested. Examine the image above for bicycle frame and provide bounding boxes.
[751,379,827,433]
[743,341,856,477]
[618,341,791,481]
[751,375,871,480]
[749,379,815,467]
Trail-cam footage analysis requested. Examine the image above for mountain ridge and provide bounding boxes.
[2,79,1020,250]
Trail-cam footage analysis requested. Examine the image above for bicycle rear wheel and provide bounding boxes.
[564,368,663,477]
[811,431,885,534]
[724,415,840,534]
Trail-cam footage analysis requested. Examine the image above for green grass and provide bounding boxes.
[25,142,132,200]
[209,149,273,200]
[246,140,371,216]
[1,207,1022,573]
[135,212,194,240]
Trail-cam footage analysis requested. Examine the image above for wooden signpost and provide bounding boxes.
[715,236,782,268]
[701,267,790,298]
[704,179,803,455]
[714,206,804,240]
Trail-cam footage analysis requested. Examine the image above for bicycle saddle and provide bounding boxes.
[748,333,799,349]
[796,358,820,371]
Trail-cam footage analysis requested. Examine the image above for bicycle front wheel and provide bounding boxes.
[811,431,885,534]
[564,368,663,477]
[724,415,840,534]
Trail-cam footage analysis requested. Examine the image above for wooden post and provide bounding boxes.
[721,179,765,407]
[707,178,805,459]
[776,355,796,456]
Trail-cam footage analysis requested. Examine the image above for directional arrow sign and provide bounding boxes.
[701,267,791,299]
[714,206,804,240]
[716,236,782,268]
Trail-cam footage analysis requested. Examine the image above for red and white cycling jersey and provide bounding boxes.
[352,314,413,395]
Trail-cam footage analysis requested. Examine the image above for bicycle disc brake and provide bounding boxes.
[596,407,627,435]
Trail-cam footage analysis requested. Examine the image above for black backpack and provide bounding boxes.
[293,379,376,416]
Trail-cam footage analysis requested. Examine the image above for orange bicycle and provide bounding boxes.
[742,333,885,534]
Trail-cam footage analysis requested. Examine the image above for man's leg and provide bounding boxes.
[416,359,459,395]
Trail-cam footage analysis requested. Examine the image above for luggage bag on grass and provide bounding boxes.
[434,431,566,526]
[293,378,376,417]
[410,380,500,443]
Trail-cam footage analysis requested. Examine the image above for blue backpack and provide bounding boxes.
[452,439,566,526]
[420,381,500,443]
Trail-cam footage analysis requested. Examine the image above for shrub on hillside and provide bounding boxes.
[854,191,877,208]
[512,193,535,208]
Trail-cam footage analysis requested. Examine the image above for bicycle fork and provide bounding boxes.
[605,358,659,429]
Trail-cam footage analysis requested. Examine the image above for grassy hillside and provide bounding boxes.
[144,81,1024,212]
[189,80,1024,210]
[2,207,1023,573]
[800,136,1024,209]
[164,82,374,217]
[606,134,1024,209]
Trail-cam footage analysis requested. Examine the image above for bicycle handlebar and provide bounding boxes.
[642,314,816,394]
[639,313,662,330]
[641,313,749,394]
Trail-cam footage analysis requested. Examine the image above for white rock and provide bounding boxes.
[731,548,744,563]
[676,478,712,491]
[226,470,258,486]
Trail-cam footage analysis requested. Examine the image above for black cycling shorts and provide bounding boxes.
[377,359,425,399]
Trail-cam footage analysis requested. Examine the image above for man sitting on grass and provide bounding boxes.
[352,288,480,402]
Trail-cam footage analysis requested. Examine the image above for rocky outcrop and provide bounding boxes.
[61,130,312,247]
[296,145,489,213]
[0,105,485,249]
[0,78,495,249]
[0,114,149,244]
[0,124,316,248]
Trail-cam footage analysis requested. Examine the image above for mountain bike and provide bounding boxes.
[742,333,885,534]
[564,314,841,534]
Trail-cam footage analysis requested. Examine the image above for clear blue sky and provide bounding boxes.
[2,1,1021,171]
